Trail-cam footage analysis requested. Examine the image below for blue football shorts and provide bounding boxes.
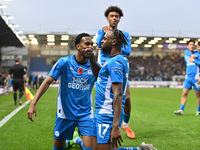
[54,114,94,140]
[183,78,200,91]
[92,114,123,144]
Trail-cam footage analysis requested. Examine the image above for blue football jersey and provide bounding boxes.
[96,29,131,66]
[184,49,199,57]
[94,54,129,118]
[184,51,200,79]
[48,55,96,120]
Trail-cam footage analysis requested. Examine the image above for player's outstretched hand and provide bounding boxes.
[188,57,194,62]
[102,26,112,33]
[28,102,37,122]
[111,125,123,148]
[191,54,197,59]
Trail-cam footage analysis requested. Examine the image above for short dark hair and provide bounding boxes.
[198,41,200,46]
[112,29,129,48]
[187,39,195,45]
[104,6,123,18]
[75,33,91,47]
[15,56,21,62]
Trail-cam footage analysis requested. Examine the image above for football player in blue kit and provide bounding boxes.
[88,29,129,149]
[174,39,200,115]
[28,33,96,150]
[96,6,135,139]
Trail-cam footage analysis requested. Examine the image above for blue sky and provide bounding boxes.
[2,0,200,37]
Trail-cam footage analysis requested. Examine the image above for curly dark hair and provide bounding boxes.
[75,33,91,47]
[112,29,128,48]
[104,6,123,18]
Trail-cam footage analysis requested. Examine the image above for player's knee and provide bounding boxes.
[83,138,92,148]
[83,142,92,148]
[195,92,200,97]
[53,139,66,150]
[182,92,188,97]
[53,144,66,150]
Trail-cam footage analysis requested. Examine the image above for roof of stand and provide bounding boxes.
[0,16,23,47]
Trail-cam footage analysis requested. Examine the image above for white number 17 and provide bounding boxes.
[98,124,109,135]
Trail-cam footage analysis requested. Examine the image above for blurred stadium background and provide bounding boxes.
[1,2,200,94]
[1,2,200,150]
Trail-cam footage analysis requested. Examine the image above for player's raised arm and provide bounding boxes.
[121,32,131,56]
[190,58,200,65]
[89,55,101,79]
[96,29,105,48]
[28,76,54,122]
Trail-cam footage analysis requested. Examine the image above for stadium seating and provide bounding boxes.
[29,57,52,73]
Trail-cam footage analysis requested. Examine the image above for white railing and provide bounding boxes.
[129,81,183,88]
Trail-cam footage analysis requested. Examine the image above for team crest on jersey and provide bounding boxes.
[78,68,83,74]
[55,131,60,137]
[87,69,92,74]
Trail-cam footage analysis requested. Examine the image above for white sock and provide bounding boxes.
[123,122,129,128]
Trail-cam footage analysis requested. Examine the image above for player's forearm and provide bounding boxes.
[89,55,101,79]
[96,29,105,48]
[31,76,53,105]
[122,36,131,56]
[112,83,123,127]
[122,46,131,56]
[113,93,123,127]
[193,59,200,65]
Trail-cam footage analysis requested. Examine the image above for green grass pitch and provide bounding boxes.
[0,87,200,150]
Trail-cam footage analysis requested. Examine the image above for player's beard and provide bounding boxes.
[78,49,91,58]
[101,44,112,54]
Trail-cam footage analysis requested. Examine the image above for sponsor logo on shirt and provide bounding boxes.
[68,77,91,90]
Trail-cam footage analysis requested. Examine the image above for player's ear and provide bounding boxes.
[107,17,109,23]
[76,44,80,50]
[112,38,117,46]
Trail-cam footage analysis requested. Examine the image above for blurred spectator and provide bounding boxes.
[0,72,3,85]
[32,74,35,87]
[33,74,38,89]
[28,73,33,89]
[0,54,186,84]
[128,54,185,81]
[39,75,44,87]
[0,68,9,86]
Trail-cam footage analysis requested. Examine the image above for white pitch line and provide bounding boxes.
[0,100,30,128]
